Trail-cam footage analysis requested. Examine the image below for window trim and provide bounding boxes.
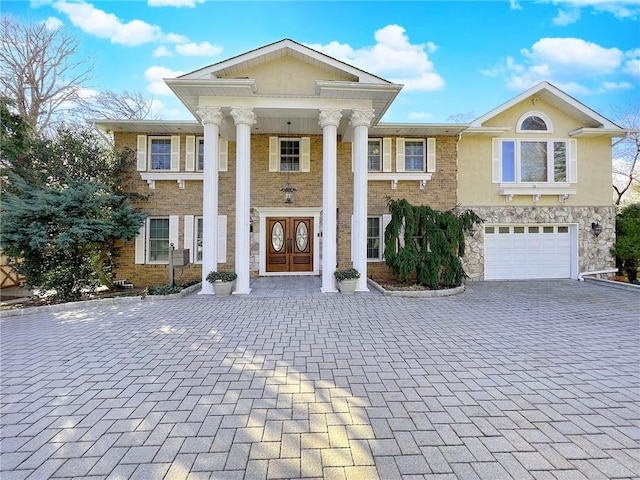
[367,216,383,261]
[279,137,301,172]
[516,111,554,133]
[368,138,382,172]
[196,137,205,172]
[404,138,426,172]
[148,136,172,171]
[147,217,171,264]
[496,138,572,184]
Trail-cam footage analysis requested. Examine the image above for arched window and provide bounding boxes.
[517,111,553,133]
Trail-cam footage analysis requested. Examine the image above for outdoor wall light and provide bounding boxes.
[591,222,602,236]
[280,180,297,204]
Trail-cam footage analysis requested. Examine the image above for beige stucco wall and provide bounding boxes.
[458,97,614,207]
[220,56,353,96]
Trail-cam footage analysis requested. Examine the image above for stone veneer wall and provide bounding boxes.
[462,205,616,281]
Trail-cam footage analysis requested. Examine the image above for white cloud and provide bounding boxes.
[153,46,172,58]
[163,32,189,44]
[42,16,63,30]
[545,0,640,23]
[552,8,581,25]
[305,25,445,91]
[175,41,223,57]
[623,59,640,76]
[50,0,186,47]
[510,0,523,9]
[145,65,184,96]
[485,37,627,94]
[148,0,204,7]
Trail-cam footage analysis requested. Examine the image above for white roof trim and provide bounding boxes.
[180,38,392,85]
[470,81,621,130]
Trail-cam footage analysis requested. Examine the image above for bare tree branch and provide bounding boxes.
[76,89,160,120]
[612,104,640,206]
[0,16,93,135]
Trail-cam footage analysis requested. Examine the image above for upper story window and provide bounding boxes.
[494,138,576,184]
[404,140,425,171]
[368,139,382,172]
[517,111,553,133]
[269,137,310,172]
[149,137,172,170]
[280,138,300,171]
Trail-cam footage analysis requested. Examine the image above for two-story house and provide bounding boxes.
[93,39,625,293]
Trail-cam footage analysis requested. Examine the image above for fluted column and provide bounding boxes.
[230,107,256,294]
[319,109,342,293]
[197,106,224,295]
[350,108,375,291]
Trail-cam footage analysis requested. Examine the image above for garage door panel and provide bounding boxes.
[484,225,572,280]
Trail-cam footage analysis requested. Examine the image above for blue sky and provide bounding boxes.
[4,0,640,123]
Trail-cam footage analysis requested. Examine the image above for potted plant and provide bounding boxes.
[206,270,238,297]
[334,268,360,295]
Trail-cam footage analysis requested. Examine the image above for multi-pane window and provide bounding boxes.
[148,218,170,262]
[196,217,203,262]
[280,139,300,171]
[150,138,171,170]
[197,138,205,171]
[521,115,548,131]
[405,140,425,172]
[500,140,569,183]
[368,139,382,172]
[367,217,382,260]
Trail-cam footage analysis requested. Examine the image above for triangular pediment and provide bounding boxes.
[179,38,391,86]
[470,81,620,130]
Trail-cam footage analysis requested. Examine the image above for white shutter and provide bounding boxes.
[184,215,194,263]
[269,137,279,172]
[219,140,228,172]
[568,139,578,183]
[185,136,195,171]
[169,215,179,250]
[396,138,405,172]
[382,214,392,260]
[426,138,436,172]
[492,138,502,183]
[136,135,147,171]
[134,222,146,264]
[301,137,311,172]
[383,138,392,172]
[218,215,227,263]
[170,136,180,172]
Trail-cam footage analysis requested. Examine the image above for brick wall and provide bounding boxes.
[112,132,458,287]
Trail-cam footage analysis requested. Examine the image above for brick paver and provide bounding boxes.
[1,279,638,479]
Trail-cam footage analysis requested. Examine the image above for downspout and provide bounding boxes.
[578,268,618,281]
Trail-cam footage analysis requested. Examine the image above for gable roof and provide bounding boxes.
[469,81,621,131]
[179,38,393,85]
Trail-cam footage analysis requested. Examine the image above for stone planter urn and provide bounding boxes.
[212,280,234,297]
[206,271,237,297]
[334,268,360,295]
[338,278,357,295]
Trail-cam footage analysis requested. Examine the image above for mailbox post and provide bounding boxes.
[168,243,190,286]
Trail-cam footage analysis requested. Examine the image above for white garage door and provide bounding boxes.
[484,225,572,280]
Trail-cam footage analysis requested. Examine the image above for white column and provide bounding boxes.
[197,106,224,295]
[319,109,342,293]
[350,109,375,291]
[230,107,256,294]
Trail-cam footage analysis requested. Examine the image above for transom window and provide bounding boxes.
[500,139,568,183]
[517,112,553,133]
[148,218,170,262]
[149,138,171,170]
[280,139,300,171]
[405,140,425,172]
[368,139,382,172]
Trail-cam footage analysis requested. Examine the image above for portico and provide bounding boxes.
[165,39,401,294]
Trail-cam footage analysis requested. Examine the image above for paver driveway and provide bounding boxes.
[0,280,638,479]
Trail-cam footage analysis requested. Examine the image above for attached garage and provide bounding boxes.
[484,224,577,280]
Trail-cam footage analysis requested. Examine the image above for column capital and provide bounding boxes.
[349,108,375,128]
[318,109,343,129]
[230,107,257,126]
[197,106,224,126]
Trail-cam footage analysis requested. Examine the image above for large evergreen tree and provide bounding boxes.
[1,98,147,301]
